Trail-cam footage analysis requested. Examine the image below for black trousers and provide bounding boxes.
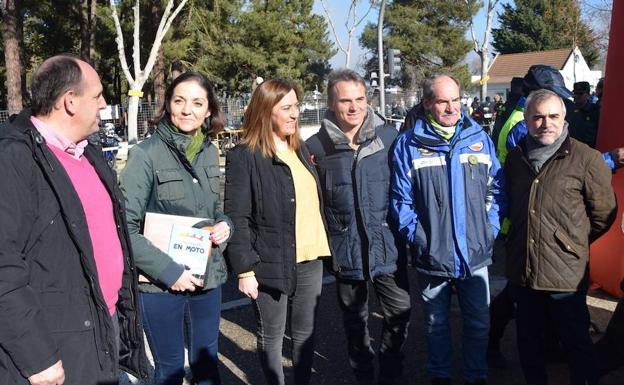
[511,284,598,385]
[595,297,624,375]
[337,269,411,380]
[489,282,515,345]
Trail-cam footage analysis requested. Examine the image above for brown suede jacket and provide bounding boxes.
[504,135,617,292]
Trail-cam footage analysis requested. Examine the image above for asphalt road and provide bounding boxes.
[121,241,624,385]
[117,166,624,385]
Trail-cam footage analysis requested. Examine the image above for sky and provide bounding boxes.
[311,0,507,73]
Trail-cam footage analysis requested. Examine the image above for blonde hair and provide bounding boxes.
[242,79,301,157]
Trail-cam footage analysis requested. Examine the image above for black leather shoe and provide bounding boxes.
[465,379,487,385]
[431,378,452,385]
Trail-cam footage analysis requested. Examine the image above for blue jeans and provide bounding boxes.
[140,287,222,385]
[253,259,323,385]
[511,284,598,385]
[416,266,490,382]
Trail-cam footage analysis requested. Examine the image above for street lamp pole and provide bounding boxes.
[377,0,386,117]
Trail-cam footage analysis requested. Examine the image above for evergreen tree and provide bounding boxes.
[168,0,333,95]
[360,0,476,89]
[492,0,600,67]
[0,0,333,108]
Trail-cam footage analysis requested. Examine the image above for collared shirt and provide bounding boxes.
[30,116,88,159]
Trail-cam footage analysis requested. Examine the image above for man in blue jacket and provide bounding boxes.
[391,74,506,385]
[307,69,411,385]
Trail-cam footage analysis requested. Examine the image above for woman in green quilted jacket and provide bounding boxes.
[119,72,232,385]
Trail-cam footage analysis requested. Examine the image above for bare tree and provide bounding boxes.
[151,2,166,106]
[109,0,188,144]
[579,0,612,60]
[320,0,375,68]
[580,0,612,12]
[1,0,23,114]
[466,0,501,100]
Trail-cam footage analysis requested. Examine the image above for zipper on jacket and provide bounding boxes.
[351,145,373,277]
[351,147,362,215]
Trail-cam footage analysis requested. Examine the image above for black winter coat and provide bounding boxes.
[224,144,332,295]
[0,111,148,384]
[306,110,406,280]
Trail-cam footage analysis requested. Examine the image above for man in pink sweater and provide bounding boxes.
[0,55,146,385]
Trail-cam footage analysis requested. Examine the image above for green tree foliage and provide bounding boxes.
[168,0,333,94]
[0,0,333,109]
[492,0,600,67]
[1,0,122,106]
[360,0,477,89]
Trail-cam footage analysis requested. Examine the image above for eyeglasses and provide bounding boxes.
[573,92,587,96]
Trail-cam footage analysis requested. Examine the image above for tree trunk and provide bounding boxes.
[109,0,189,143]
[1,0,24,114]
[80,0,96,64]
[480,49,489,100]
[89,0,96,62]
[127,94,140,143]
[152,2,166,105]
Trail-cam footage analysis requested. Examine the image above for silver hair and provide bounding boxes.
[421,74,461,101]
[525,88,567,117]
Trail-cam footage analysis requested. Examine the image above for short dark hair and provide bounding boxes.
[159,71,225,136]
[327,69,367,104]
[30,54,84,116]
[422,74,461,101]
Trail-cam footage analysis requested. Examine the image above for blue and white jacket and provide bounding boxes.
[391,113,506,278]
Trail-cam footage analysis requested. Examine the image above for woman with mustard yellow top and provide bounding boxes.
[224,79,331,385]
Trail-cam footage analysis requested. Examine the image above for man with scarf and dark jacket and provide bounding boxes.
[0,55,147,385]
[306,69,411,385]
[504,89,616,385]
[391,74,506,385]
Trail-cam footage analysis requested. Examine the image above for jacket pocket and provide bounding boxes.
[204,166,221,194]
[253,227,282,263]
[380,222,398,264]
[554,228,582,259]
[330,227,353,270]
[40,288,96,333]
[156,169,185,200]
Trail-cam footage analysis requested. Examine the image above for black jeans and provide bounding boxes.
[595,297,624,375]
[253,259,323,385]
[511,284,598,385]
[337,268,411,380]
[489,282,515,345]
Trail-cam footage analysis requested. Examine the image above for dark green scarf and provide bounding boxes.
[164,120,206,163]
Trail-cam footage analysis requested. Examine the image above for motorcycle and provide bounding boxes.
[472,105,493,135]
[100,123,120,169]
[480,105,494,135]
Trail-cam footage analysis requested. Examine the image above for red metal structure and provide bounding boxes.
[590,0,624,298]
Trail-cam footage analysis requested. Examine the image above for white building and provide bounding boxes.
[471,47,602,100]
